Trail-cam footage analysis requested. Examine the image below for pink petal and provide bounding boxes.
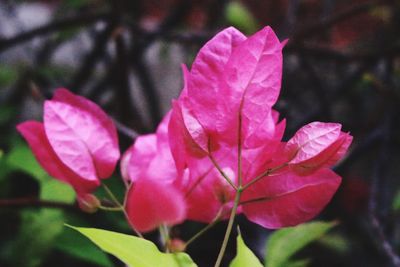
[187,27,246,134]
[123,134,157,182]
[286,122,342,164]
[44,100,98,181]
[125,179,186,233]
[184,166,236,222]
[291,132,353,175]
[183,147,238,222]
[222,26,283,147]
[179,98,208,152]
[50,88,120,178]
[169,100,207,175]
[120,145,133,182]
[125,112,178,184]
[17,121,99,193]
[242,169,341,228]
[148,118,177,184]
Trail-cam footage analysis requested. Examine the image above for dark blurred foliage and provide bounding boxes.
[0,0,400,266]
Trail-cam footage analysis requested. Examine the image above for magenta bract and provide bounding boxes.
[122,112,186,232]
[17,88,120,195]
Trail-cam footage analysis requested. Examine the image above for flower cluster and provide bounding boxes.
[18,26,352,233]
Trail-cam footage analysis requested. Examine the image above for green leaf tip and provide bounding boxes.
[230,233,263,267]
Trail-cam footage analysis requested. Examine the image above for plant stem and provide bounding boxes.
[159,224,170,252]
[102,184,144,238]
[208,138,237,190]
[98,205,123,211]
[185,209,222,248]
[214,190,242,267]
[208,152,237,190]
[242,163,288,191]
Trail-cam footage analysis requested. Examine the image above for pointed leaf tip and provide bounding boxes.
[230,233,263,267]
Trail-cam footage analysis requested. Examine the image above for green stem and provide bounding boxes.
[102,183,123,207]
[208,138,237,190]
[102,184,144,238]
[185,209,222,248]
[214,190,242,267]
[242,163,288,191]
[159,224,170,252]
[98,205,123,211]
[208,153,237,190]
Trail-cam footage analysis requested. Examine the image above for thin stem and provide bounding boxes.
[159,224,170,252]
[185,209,223,248]
[102,184,144,238]
[242,163,288,191]
[102,183,123,207]
[208,152,237,190]
[98,205,123,211]
[214,190,242,267]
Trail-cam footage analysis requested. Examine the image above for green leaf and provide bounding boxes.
[225,1,259,34]
[265,221,337,267]
[6,144,47,182]
[67,226,197,267]
[6,143,76,203]
[55,228,113,267]
[317,233,349,254]
[230,233,263,267]
[40,179,75,203]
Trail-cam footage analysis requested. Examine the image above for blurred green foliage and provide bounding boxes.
[265,221,337,267]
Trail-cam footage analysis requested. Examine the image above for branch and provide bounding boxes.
[129,0,193,129]
[68,19,117,91]
[0,12,111,53]
[0,197,78,212]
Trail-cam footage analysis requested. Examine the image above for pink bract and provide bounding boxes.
[17,88,120,195]
[122,112,187,232]
[125,178,186,233]
[169,26,352,228]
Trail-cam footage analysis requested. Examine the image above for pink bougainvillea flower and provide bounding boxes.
[17,88,120,195]
[169,26,352,228]
[122,112,186,233]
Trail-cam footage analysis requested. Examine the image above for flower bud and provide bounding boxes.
[167,239,186,253]
[78,194,100,213]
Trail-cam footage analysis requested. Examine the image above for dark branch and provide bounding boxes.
[0,198,78,212]
[0,12,111,53]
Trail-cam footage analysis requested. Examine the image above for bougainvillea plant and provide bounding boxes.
[17,26,352,267]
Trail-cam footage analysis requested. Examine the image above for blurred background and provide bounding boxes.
[0,0,400,266]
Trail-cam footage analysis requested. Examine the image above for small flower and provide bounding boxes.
[17,88,120,195]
